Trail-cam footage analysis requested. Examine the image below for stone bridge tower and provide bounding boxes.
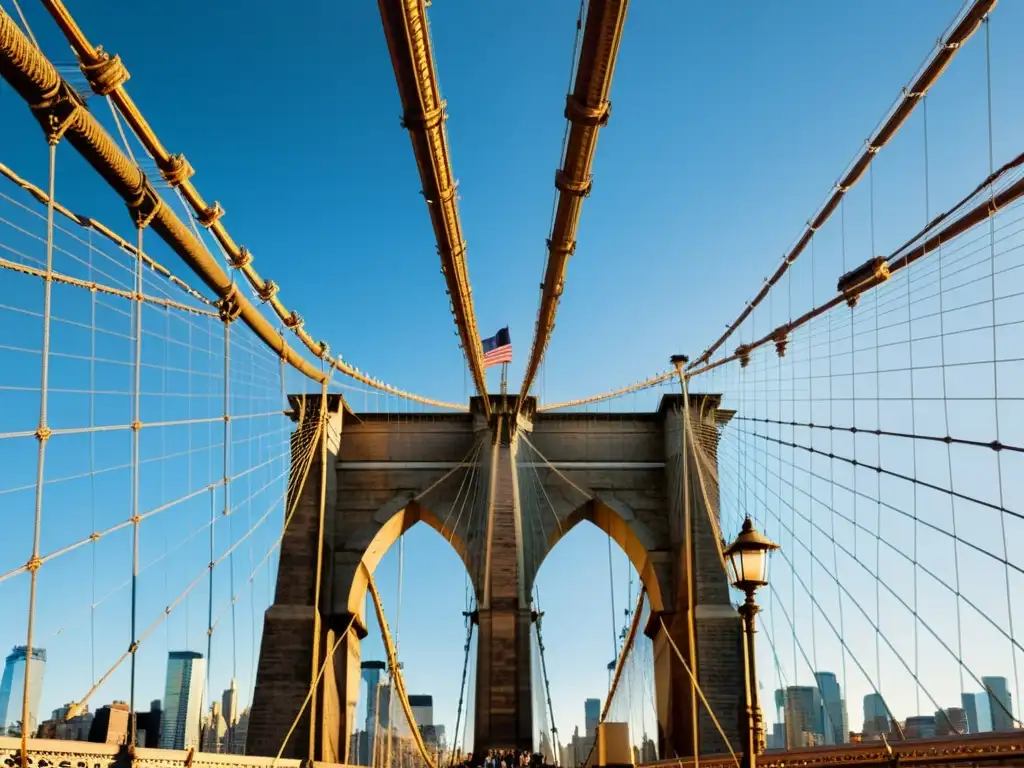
[248,393,743,762]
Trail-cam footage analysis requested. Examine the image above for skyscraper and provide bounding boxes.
[961,693,980,734]
[935,708,969,736]
[409,694,433,727]
[159,651,206,749]
[862,693,890,740]
[784,686,822,747]
[584,698,601,738]
[814,672,848,745]
[221,680,238,751]
[361,661,387,735]
[983,677,1014,732]
[0,646,47,736]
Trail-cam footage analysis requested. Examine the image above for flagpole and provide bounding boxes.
[500,362,508,396]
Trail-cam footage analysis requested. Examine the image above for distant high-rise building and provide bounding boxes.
[935,708,968,736]
[221,680,238,752]
[905,716,936,740]
[409,694,433,727]
[961,693,980,734]
[159,651,205,749]
[361,662,387,732]
[784,686,822,747]
[814,672,848,745]
[862,693,891,740]
[89,701,130,745]
[584,698,601,738]
[0,645,47,736]
[983,677,1014,732]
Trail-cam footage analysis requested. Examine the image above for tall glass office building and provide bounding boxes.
[0,646,47,737]
[159,651,206,749]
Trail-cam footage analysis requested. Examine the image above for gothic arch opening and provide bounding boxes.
[538,498,666,614]
[345,499,478,620]
[343,499,480,764]
[533,512,660,766]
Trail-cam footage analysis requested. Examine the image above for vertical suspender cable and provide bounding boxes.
[223,311,234,751]
[128,214,145,748]
[309,380,330,760]
[676,368,700,759]
[21,137,57,768]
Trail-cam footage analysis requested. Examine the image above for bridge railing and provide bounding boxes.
[635,730,1024,768]
[0,736,364,768]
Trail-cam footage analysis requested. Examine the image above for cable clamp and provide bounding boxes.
[735,344,752,368]
[25,554,42,573]
[35,425,52,442]
[217,285,243,323]
[283,310,304,331]
[158,153,195,187]
[401,100,446,131]
[31,81,85,145]
[564,94,611,127]
[230,245,253,269]
[130,419,143,432]
[837,256,890,308]
[127,176,163,230]
[554,169,592,198]
[80,49,131,95]
[197,201,225,228]
[772,330,788,359]
[257,279,279,302]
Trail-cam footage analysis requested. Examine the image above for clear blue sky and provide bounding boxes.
[2,0,1024,755]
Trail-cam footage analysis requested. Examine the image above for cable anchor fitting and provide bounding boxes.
[80,48,131,96]
[773,331,788,358]
[736,344,752,368]
[283,310,304,331]
[837,256,890,308]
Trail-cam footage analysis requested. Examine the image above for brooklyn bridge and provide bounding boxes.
[0,2,1023,768]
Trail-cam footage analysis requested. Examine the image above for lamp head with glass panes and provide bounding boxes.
[724,517,780,595]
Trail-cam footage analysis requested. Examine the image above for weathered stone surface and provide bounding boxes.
[251,393,742,760]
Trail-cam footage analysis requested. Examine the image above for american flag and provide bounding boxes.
[481,327,512,368]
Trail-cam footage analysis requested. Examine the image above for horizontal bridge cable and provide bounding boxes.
[746,427,1023,523]
[0,10,465,412]
[734,415,1023,456]
[688,0,996,371]
[537,369,676,411]
[719,432,1019,730]
[0,430,293,586]
[0,407,286,440]
[731,425,1024,658]
[0,253,217,316]
[64,412,321,719]
[0,162,213,306]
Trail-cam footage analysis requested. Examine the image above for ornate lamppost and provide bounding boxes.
[724,517,780,768]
